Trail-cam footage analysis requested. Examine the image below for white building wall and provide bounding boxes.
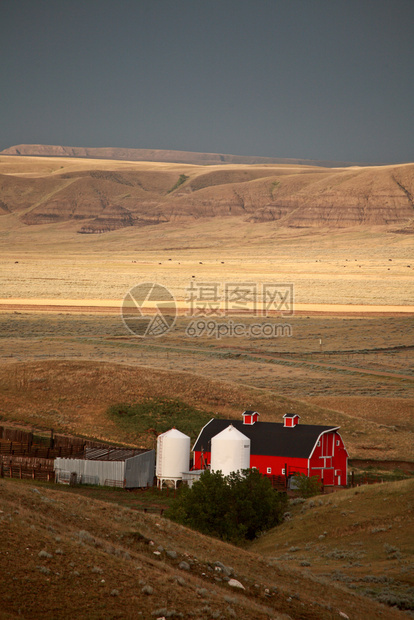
[55,457,125,486]
[125,450,155,488]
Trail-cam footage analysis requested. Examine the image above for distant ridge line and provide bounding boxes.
[0,144,374,168]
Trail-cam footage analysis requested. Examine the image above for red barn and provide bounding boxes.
[193,411,348,486]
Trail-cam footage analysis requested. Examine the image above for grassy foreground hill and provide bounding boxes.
[0,476,410,619]
[251,479,414,614]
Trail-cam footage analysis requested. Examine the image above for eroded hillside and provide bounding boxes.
[0,155,413,233]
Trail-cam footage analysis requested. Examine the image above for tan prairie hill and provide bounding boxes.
[0,151,413,233]
[0,143,361,166]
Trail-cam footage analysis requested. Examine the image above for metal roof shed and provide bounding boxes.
[54,447,155,488]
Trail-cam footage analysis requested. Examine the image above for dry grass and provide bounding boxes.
[0,351,412,460]
[302,396,414,432]
[251,479,414,612]
[0,359,318,446]
[0,311,413,460]
[0,233,412,302]
[0,228,413,304]
[0,476,408,619]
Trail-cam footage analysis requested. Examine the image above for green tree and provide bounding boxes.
[227,468,287,540]
[166,469,287,543]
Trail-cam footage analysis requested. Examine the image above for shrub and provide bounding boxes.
[167,174,189,193]
[294,473,322,498]
[166,469,287,544]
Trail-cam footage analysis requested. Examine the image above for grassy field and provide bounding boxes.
[0,312,412,460]
[1,232,413,305]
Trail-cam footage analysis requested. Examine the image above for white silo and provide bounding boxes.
[156,428,191,488]
[210,425,250,476]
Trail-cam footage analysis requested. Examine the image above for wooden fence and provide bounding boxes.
[0,462,55,482]
[0,426,111,450]
[1,455,54,468]
[0,441,84,459]
[267,474,288,491]
[0,427,34,443]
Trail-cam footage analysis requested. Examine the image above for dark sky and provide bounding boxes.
[1,0,413,163]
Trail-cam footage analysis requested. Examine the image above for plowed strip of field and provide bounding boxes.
[1,299,414,316]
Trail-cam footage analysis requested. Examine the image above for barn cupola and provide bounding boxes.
[242,410,260,425]
[283,413,300,427]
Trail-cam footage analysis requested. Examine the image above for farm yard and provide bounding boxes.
[0,412,413,618]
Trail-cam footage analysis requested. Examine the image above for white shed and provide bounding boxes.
[54,447,155,488]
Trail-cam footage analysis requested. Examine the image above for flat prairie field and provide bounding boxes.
[0,234,413,306]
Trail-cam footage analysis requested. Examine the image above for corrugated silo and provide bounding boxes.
[156,428,191,488]
[210,424,250,476]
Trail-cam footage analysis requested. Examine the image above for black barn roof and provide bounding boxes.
[193,419,339,459]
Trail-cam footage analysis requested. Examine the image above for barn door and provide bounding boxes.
[323,468,334,485]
